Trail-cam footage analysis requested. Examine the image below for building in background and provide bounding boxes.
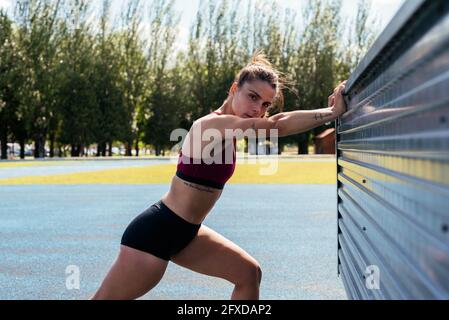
[314,128,335,154]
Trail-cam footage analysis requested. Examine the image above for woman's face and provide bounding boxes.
[231,80,276,118]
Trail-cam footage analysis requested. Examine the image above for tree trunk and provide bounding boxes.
[107,141,112,157]
[297,133,309,155]
[40,133,46,158]
[19,138,25,159]
[34,140,39,158]
[1,129,7,160]
[97,142,107,157]
[34,134,45,158]
[126,141,132,156]
[49,133,55,158]
[134,138,139,157]
[278,140,284,155]
[96,142,104,157]
[71,144,81,157]
[155,145,161,156]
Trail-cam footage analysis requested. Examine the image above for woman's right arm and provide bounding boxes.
[197,81,347,139]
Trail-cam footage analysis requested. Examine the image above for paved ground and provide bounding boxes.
[0,159,346,300]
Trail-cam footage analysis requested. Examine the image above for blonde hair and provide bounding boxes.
[234,50,286,116]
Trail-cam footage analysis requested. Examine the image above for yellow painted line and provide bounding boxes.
[0,162,336,185]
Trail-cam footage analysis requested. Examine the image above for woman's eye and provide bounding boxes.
[263,103,270,108]
[249,94,257,101]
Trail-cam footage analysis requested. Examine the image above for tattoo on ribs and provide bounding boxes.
[183,181,214,193]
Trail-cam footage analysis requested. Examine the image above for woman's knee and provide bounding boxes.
[234,260,262,287]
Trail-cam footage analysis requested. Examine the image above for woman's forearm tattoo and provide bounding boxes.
[314,112,333,121]
[183,181,214,193]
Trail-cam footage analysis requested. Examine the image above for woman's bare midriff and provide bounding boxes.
[160,175,223,225]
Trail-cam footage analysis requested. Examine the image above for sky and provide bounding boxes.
[0,0,10,11]
[171,0,406,51]
[174,0,405,33]
[0,0,405,51]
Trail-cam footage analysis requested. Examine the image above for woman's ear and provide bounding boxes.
[229,82,237,95]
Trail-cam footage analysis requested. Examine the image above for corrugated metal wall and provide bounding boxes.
[337,0,449,299]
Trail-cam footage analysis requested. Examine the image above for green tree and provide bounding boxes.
[57,0,99,156]
[91,0,127,157]
[14,0,64,158]
[142,0,180,155]
[118,0,148,156]
[1,10,37,159]
[0,12,17,159]
[339,0,378,76]
[184,0,243,124]
[290,0,342,154]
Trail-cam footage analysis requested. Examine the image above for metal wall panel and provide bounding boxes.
[337,0,449,299]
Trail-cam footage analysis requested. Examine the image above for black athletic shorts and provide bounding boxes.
[120,199,201,261]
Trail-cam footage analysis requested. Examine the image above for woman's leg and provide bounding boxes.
[171,225,262,300]
[91,245,168,300]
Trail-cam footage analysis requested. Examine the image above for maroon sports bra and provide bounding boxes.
[176,111,236,189]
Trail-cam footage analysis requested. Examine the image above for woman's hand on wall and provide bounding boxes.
[329,80,347,118]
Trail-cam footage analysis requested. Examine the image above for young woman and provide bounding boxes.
[92,52,347,300]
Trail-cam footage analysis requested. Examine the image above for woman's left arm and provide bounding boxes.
[271,81,347,137]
